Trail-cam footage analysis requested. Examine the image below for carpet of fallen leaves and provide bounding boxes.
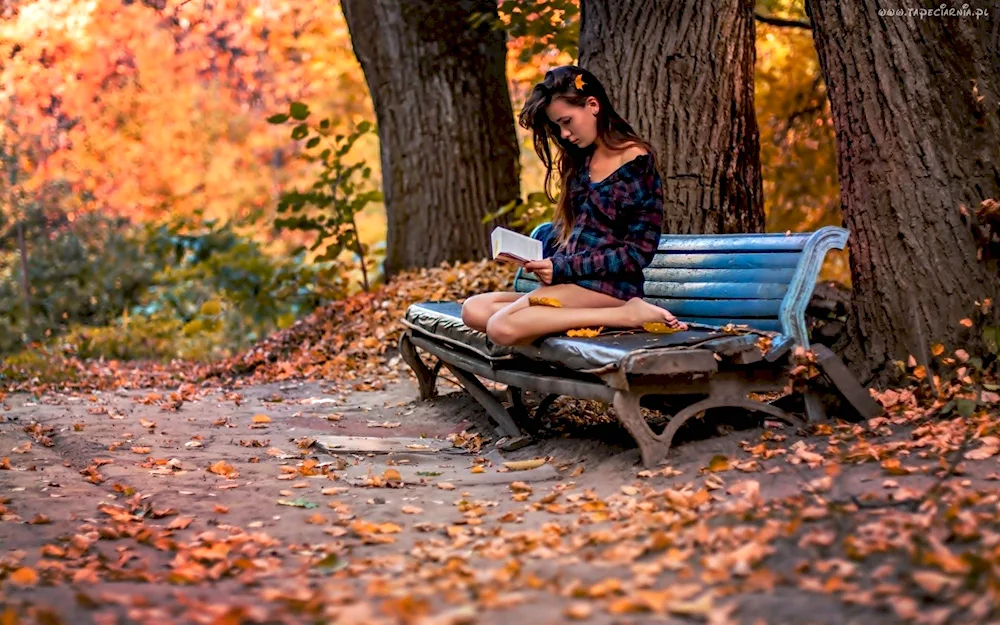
[1,368,999,624]
[3,260,1000,623]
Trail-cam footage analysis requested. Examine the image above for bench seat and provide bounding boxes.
[403,301,778,374]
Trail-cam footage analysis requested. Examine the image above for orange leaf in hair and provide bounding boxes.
[574,74,585,90]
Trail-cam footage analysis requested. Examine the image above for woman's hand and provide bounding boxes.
[523,258,553,285]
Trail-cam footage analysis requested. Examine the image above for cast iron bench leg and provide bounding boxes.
[440,362,525,441]
[812,344,883,419]
[803,392,828,424]
[614,388,806,469]
[398,332,441,400]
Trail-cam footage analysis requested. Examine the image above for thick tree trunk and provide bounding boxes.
[341,0,520,276]
[806,1,1000,384]
[578,0,764,234]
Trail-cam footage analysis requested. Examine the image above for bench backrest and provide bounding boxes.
[512,222,848,348]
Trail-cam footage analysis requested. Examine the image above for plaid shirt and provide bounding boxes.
[546,152,664,301]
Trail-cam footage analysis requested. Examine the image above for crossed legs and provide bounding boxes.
[461,284,684,347]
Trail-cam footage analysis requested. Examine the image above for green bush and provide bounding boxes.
[0,212,158,353]
[1,211,352,363]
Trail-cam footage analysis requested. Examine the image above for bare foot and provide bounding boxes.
[620,298,688,329]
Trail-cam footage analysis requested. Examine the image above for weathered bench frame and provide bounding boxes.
[398,225,882,467]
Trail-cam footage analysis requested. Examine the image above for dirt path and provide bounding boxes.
[1,378,998,624]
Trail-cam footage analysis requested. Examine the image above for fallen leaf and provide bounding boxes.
[912,570,959,595]
[12,442,31,454]
[277,498,318,509]
[208,460,238,478]
[167,516,194,530]
[9,567,39,586]
[213,504,229,514]
[707,455,730,472]
[402,505,423,514]
[131,446,151,455]
[437,482,456,490]
[668,593,715,615]
[881,458,915,475]
[503,458,545,471]
[727,480,760,500]
[564,602,593,620]
[965,437,1000,460]
[566,327,602,337]
[528,296,562,307]
[252,414,272,424]
[643,322,681,334]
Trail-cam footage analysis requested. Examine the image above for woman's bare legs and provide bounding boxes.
[461,292,523,333]
[485,284,685,347]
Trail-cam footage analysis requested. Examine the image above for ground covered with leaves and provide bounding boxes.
[2,261,1000,624]
[2,375,1000,625]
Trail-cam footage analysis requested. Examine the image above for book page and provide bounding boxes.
[491,227,542,263]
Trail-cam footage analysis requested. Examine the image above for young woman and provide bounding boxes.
[461,65,686,347]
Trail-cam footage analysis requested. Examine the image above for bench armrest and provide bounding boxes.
[778,226,849,349]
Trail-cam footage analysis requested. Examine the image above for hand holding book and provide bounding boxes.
[523,258,553,285]
[491,227,542,266]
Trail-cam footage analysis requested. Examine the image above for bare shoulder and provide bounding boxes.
[621,144,649,161]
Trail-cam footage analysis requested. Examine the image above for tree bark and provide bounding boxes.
[341,0,520,276]
[578,0,764,234]
[806,1,1000,384]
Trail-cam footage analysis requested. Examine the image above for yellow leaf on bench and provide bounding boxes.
[642,322,680,334]
[529,296,563,307]
[566,327,602,337]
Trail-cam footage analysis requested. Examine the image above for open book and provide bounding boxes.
[491,226,542,265]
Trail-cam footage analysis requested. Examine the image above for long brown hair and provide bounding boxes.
[518,65,655,248]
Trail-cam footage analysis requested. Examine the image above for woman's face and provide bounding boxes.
[546,96,599,148]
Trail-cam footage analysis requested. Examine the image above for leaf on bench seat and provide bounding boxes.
[529,296,563,307]
[566,327,603,337]
[756,336,773,355]
[720,323,752,334]
[642,321,681,334]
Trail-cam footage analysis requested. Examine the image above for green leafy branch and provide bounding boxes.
[267,102,382,292]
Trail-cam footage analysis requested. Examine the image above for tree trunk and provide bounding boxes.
[806,1,1000,384]
[578,0,764,234]
[341,0,520,276]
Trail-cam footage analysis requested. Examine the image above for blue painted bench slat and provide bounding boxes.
[643,267,798,283]
[641,298,783,318]
[642,280,789,300]
[650,252,803,270]
[655,232,816,252]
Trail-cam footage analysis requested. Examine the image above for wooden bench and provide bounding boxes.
[398,222,882,467]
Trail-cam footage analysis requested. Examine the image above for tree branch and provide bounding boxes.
[754,12,812,30]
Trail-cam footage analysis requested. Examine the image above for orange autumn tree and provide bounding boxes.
[0,0,372,225]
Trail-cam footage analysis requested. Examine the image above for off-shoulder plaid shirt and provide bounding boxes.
[545,151,664,301]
